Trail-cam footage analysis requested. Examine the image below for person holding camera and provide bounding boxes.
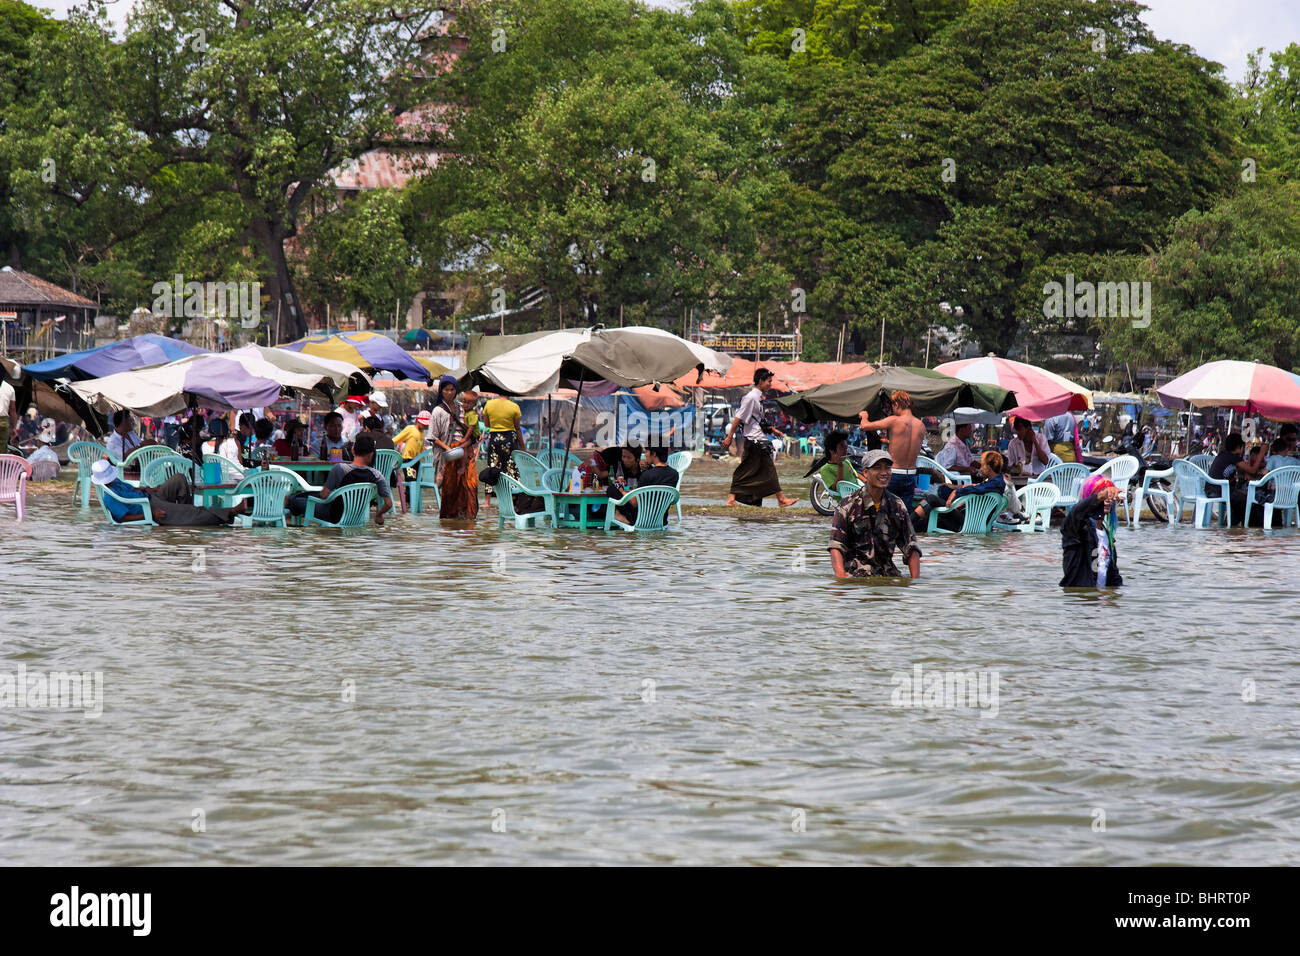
[722,367,798,508]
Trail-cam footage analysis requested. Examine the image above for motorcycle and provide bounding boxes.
[807,447,867,515]
[1090,431,1172,523]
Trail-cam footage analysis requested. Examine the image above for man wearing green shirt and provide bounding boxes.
[819,430,861,494]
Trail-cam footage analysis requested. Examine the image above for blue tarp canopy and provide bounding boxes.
[24,334,208,382]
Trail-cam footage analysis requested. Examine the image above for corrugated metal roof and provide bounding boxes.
[0,267,98,309]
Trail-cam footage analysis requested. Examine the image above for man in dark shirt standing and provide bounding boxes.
[829,449,922,578]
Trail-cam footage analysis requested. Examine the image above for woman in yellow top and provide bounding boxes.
[482,394,525,482]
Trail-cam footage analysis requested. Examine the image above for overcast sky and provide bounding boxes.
[30,0,1300,83]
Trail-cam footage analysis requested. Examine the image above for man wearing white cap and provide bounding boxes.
[90,459,246,526]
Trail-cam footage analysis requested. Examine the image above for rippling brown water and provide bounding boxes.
[2,466,1299,865]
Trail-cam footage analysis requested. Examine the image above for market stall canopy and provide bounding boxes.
[778,366,1017,422]
[1157,359,1300,421]
[413,356,452,380]
[934,355,1092,420]
[70,355,284,416]
[672,356,793,391]
[0,355,106,436]
[24,334,208,382]
[670,358,875,392]
[281,331,432,382]
[461,326,733,396]
[169,345,370,405]
[466,329,572,372]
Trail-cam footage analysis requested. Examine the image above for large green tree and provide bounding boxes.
[2,0,442,338]
[754,0,1239,362]
[1097,179,1300,373]
[411,0,792,332]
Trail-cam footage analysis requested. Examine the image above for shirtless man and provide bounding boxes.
[858,390,925,506]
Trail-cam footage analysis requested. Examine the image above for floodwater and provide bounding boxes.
[2,464,1299,865]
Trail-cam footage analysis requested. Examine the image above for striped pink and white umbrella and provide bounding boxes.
[1157,360,1300,420]
[934,356,1092,420]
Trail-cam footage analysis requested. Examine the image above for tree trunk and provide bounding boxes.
[249,217,307,342]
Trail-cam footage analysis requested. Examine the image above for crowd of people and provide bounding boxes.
[12,360,1300,588]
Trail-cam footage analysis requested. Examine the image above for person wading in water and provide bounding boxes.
[858,390,925,507]
[722,367,798,508]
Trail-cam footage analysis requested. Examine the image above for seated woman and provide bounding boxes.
[202,418,243,464]
[273,419,309,458]
[912,450,1006,531]
[594,445,643,492]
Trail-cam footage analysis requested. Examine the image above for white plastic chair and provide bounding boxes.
[1031,463,1089,510]
[666,451,691,524]
[917,454,971,486]
[1160,458,1230,527]
[1245,465,1300,529]
[1014,482,1060,532]
[1093,455,1139,526]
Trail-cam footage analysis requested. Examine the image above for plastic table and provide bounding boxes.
[551,491,610,529]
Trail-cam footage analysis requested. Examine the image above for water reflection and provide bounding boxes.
[1,491,1299,864]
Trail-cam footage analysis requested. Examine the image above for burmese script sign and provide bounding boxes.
[695,332,798,355]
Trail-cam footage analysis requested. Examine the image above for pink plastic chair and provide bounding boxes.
[0,454,33,522]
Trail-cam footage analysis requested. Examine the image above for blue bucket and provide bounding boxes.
[916,473,931,492]
[201,461,221,486]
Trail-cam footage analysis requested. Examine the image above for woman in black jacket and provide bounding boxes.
[1060,475,1124,587]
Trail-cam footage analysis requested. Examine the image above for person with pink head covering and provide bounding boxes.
[1060,474,1124,587]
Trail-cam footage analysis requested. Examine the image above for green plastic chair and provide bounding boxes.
[231,469,303,528]
[666,451,692,523]
[370,447,406,513]
[536,448,583,471]
[540,467,566,492]
[122,445,177,484]
[926,491,1004,534]
[512,450,547,489]
[141,454,195,489]
[68,440,107,508]
[202,453,245,482]
[407,451,441,514]
[1031,463,1089,509]
[303,483,378,528]
[605,486,679,531]
[835,480,863,501]
[95,482,157,526]
[494,474,555,529]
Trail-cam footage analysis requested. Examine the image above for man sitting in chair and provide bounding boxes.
[613,446,678,526]
[91,459,247,526]
[287,433,393,526]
